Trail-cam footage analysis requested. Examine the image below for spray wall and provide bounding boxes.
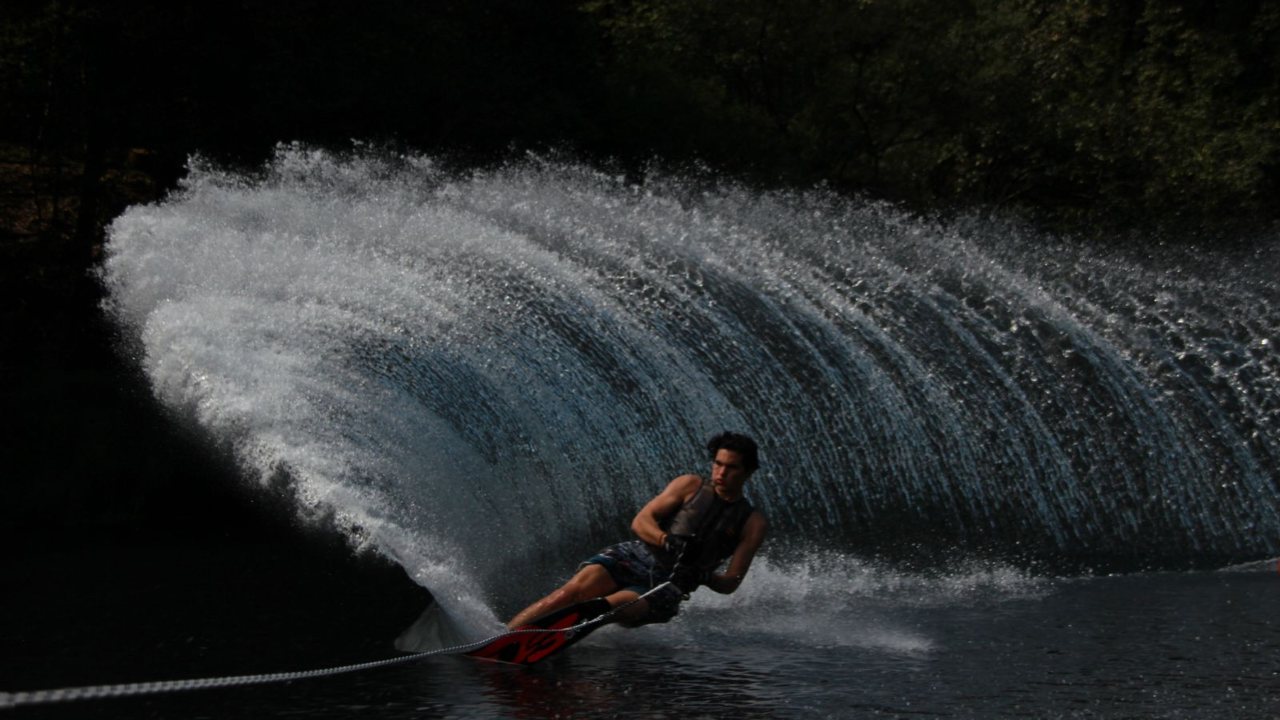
[101,146,1280,620]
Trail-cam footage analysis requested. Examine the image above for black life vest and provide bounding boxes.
[656,479,754,572]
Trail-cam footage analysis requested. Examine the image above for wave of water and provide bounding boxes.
[100,145,1280,623]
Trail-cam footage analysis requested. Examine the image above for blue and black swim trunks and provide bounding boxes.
[581,540,684,623]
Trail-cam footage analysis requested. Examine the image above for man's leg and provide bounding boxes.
[507,563,619,629]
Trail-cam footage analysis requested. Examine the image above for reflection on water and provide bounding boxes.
[17,567,1277,719]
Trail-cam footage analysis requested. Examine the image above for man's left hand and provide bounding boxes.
[670,564,709,594]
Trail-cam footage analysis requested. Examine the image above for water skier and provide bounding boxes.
[507,432,769,629]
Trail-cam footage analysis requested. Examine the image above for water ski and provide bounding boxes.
[466,598,612,665]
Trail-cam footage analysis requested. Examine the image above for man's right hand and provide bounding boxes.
[663,533,694,559]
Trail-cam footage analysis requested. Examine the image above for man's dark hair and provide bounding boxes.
[707,432,760,473]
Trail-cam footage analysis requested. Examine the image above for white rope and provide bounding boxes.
[0,582,676,710]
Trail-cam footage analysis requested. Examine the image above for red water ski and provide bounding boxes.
[466,598,611,665]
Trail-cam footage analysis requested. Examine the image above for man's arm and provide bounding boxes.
[631,474,702,547]
[702,511,768,594]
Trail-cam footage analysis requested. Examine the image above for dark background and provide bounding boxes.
[1,2,1276,664]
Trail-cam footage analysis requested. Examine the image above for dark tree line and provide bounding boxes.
[579,0,1278,228]
[3,0,1277,238]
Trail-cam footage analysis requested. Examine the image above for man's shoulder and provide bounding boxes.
[668,473,704,497]
[672,472,704,485]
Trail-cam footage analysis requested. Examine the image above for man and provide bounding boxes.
[507,432,768,629]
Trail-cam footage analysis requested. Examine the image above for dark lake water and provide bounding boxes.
[7,551,1277,719]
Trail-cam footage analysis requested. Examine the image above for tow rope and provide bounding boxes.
[1,582,676,710]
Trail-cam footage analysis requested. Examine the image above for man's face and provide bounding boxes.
[710,448,752,497]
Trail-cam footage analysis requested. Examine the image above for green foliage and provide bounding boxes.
[1124,3,1280,218]
[582,0,975,197]
[583,0,1279,228]
[985,0,1280,223]
[1,0,1276,230]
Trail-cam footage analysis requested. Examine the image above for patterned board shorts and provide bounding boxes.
[581,540,684,623]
